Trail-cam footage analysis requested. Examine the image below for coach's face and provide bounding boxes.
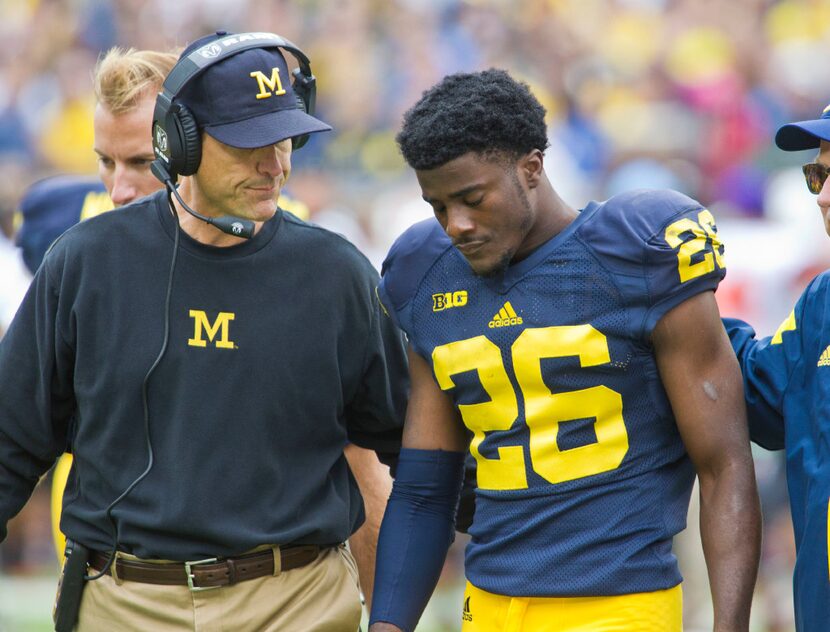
[94,91,161,206]
[816,140,830,237]
[190,134,292,224]
[417,150,545,277]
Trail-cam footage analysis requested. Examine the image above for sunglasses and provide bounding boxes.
[802,162,830,194]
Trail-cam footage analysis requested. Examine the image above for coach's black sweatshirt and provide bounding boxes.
[0,190,407,560]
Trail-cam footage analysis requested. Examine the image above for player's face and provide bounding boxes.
[190,134,292,223]
[93,93,160,207]
[417,151,541,277]
[815,141,830,237]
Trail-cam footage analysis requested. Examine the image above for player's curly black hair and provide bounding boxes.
[396,69,549,171]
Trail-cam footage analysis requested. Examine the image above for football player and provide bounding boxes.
[727,105,830,631]
[369,69,761,632]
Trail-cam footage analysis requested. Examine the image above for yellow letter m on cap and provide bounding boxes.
[250,68,286,99]
[188,310,236,349]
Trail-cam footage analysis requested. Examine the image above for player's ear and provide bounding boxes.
[520,149,544,189]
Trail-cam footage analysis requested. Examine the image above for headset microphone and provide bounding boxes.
[150,160,255,239]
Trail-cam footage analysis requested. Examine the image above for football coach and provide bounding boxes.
[0,30,407,632]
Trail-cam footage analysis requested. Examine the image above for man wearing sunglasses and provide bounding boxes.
[727,106,830,631]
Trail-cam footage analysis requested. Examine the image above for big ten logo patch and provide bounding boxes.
[250,68,286,99]
[433,291,468,312]
[188,310,236,349]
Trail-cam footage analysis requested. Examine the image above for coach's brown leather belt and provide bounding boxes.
[89,545,322,590]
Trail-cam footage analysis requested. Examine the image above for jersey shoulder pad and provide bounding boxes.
[587,188,705,245]
[580,189,725,334]
[582,188,722,278]
[18,175,107,222]
[16,175,110,274]
[378,218,451,332]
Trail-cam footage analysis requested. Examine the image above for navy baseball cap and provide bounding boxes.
[176,32,331,148]
[775,103,830,151]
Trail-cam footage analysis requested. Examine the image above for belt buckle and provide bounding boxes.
[185,557,220,592]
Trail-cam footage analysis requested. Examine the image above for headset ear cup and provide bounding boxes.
[291,67,313,150]
[292,92,308,148]
[294,93,307,114]
[168,104,201,177]
[291,68,311,113]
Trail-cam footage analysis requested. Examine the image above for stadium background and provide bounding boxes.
[0,0,825,629]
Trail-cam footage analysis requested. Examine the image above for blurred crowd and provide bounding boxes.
[2,0,829,629]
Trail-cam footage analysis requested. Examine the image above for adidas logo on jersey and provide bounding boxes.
[462,595,473,622]
[488,301,523,328]
[818,345,830,367]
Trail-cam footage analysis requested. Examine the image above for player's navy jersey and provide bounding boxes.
[727,276,830,632]
[378,189,726,597]
[15,175,112,274]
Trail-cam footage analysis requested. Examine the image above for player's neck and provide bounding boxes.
[522,186,577,255]
[544,194,578,237]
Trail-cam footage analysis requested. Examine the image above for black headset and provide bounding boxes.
[151,32,319,184]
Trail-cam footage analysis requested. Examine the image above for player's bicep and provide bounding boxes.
[402,346,468,451]
[652,291,751,474]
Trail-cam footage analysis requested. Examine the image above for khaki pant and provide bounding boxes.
[72,545,362,632]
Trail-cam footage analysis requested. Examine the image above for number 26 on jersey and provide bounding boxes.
[664,209,724,283]
[432,325,629,491]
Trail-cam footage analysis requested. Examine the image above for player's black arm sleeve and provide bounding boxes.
[0,264,73,541]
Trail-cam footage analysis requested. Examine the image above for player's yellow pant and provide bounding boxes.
[460,581,682,632]
[50,453,73,559]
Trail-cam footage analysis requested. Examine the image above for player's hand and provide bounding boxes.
[368,624,404,632]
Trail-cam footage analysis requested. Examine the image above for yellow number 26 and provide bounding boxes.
[432,325,629,491]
